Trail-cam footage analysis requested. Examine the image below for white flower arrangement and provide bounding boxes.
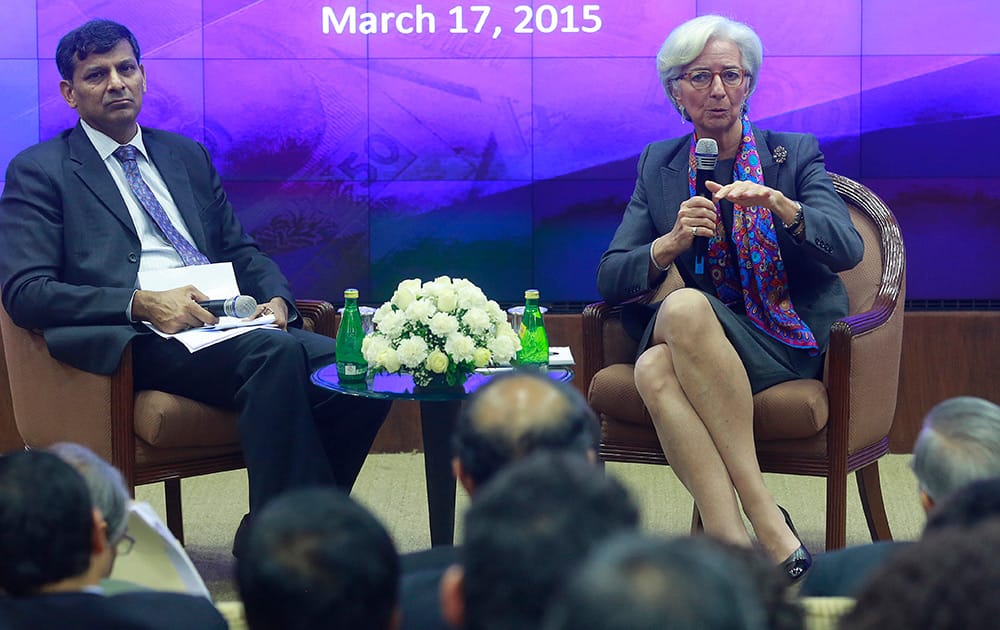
[362,277,521,387]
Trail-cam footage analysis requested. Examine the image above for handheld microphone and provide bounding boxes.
[694,137,719,275]
[197,295,258,318]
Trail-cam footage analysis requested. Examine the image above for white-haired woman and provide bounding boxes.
[597,15,864,579]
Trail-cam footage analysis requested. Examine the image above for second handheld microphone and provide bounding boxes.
[693,137,719,275]
[197,295,258,318]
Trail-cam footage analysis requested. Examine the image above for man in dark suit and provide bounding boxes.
[400,372,600,630]
[0,19,390,533]
[0,449,227,629]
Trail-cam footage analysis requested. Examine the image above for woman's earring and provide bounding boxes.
[678,105,687,122]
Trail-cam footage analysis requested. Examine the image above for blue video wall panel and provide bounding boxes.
[2,0,998,302]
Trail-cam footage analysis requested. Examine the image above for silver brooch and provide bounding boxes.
[772,146,787,164]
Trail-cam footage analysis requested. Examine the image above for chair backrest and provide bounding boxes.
[831,173,906,318]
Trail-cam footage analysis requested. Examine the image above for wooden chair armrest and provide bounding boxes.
[294,299,337,338]
[826,290,906,456]
[581,290,653,392]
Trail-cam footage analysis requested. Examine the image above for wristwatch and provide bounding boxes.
[783,202,804,233]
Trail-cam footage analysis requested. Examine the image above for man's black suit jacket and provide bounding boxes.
[0,122,297,374]
[0,590,227,629]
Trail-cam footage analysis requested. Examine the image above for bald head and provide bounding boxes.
[452,372,599,491]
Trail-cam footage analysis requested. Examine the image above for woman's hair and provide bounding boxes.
[656,15,763,120]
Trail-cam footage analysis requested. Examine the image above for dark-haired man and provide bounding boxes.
[440,452,640,630]
[237,487,401,630]
[0,450,226,629]
[0,19,390,543]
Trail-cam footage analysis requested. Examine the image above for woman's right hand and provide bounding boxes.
[649,194,718,272]
[666,194,719,251]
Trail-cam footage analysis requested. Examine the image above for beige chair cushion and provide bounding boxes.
[133,391,240,448]
[589,365,829,442]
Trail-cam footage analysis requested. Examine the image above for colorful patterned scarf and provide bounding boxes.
[687,115,818,354]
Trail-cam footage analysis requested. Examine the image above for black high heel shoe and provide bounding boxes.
[778,505,798,538]
[777,505,812,581]
[781,544,812,581]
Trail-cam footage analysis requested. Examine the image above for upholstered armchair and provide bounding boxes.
[0,300,337,544]
[583,173,906,550]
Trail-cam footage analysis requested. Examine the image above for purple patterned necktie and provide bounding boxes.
[113,145,209,266]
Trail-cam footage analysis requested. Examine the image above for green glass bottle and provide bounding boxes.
[336,288,368,382]
[516,289,549,368]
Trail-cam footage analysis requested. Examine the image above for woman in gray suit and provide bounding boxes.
[597,15,863,580]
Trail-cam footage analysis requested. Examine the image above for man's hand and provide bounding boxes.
[132,285,218,333]
[253,297,289,331]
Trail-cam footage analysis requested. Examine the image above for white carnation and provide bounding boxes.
[444,333,477,363]
[362,334,390,364]
[396,336,429,368]
[486,300,507,324]
[461,308,492,334]
[488,331,519,363]
[429,312,460,336]
[376,310,407,338]
[456,282,487,309]
[372,302,395,324]
[405,298,437,323]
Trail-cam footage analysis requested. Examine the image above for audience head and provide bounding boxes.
[47,442,131,551]
[657,15,763,120]
[236,487,400,630]
[840,519,1000,629]
[542,533,771,630]
[451,371,599,494]
[712,542,805,630]
[0,449,101,595]
[911,396,1000,510]
[441,452,639,630]
[923,475,1000,534]
[56,19,141,81]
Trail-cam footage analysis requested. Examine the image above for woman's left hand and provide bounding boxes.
[705,180,799,227]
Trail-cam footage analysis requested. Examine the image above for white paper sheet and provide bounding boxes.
[137,262,278,351]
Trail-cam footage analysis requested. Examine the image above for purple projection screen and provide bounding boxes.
[2,1,998,305]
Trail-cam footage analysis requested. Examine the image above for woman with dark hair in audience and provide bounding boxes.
[597,14,863,579]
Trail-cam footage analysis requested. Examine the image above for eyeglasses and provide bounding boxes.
[115,531,135,556]
[674,68,750,90]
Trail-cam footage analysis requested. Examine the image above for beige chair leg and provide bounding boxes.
[857,462,892,542]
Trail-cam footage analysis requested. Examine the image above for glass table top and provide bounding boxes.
[311,365,575,402]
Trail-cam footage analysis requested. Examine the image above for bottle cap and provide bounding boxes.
[524,289,540,300]
[344,288,359,299]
